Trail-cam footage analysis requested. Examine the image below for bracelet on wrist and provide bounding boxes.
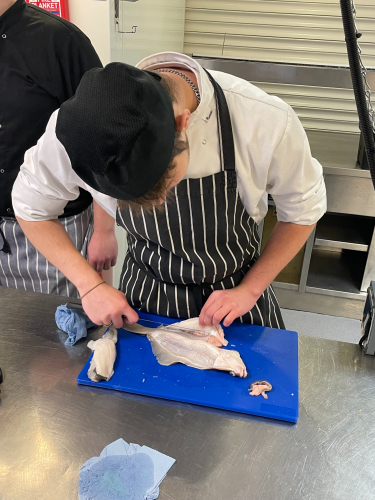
[80,281,105,300]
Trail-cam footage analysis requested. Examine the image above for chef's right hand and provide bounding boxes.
[81,283,139,328]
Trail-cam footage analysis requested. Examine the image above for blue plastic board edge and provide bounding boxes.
[77,312,299,423]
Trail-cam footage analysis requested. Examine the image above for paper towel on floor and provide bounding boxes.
[55,304,96,346]
[78,438,175,500]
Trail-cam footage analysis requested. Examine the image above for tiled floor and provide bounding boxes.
[281,308,362,344]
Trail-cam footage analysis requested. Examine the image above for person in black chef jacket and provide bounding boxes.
[0,0,112,297]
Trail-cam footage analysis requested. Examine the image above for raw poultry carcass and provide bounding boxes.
[147,329,247,378]
[125,317,228,347]
[166,317,228,347]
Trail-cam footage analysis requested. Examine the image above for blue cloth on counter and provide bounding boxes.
[55,304,96,346]
[78,438,175,500]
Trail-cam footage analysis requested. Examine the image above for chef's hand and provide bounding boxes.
[199,285,259,327]
[88,228,118,272]
[82,283,138,328]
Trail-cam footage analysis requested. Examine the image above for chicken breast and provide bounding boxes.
[87,326,118,382]
[148,330,247,378]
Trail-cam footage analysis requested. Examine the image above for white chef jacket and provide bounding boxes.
[12,52,326,226]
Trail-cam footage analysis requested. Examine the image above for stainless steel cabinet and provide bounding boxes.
[261,142,375,319]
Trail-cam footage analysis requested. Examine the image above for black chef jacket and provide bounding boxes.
[0,0,102,217]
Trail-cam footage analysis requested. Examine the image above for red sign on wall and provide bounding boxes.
[26,0,69,20]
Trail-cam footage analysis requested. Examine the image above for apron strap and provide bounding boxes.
[204,69,236,172]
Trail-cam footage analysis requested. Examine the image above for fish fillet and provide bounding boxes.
[124,317,228,347]
[148,330,247,378]
[87,326,118,382]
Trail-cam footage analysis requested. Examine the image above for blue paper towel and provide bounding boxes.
[55,304,96,346]
[79,439,175,500]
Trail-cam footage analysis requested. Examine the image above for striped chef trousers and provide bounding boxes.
[0,204,93,297]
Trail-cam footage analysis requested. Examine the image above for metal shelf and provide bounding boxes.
[315,213,374,252]
[261,174,374,314]
[307,247,368,295]
[315,239,368,252]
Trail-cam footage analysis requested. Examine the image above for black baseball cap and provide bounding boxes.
[56,62,176,200]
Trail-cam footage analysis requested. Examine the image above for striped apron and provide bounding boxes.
[0,204,93,297]
[117,73,284,329]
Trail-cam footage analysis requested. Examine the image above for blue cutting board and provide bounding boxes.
[77,311,299,423]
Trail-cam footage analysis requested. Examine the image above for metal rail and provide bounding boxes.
[340,0,375,187]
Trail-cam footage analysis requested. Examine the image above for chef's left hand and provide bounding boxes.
[88,228,118,273]
[199,285,259,327]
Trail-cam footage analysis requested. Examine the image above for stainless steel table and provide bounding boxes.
[1,287,375,500]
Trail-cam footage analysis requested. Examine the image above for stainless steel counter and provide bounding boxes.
[1,287,375,500]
